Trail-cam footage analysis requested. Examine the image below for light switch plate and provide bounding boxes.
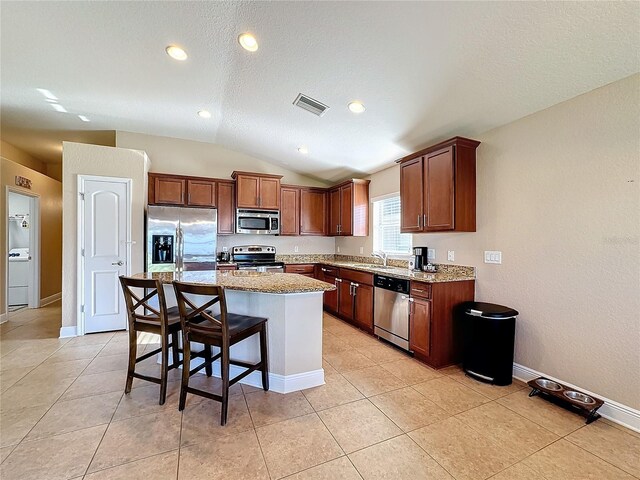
[427,249,436,260]
[359,246,364,254]
[294,246,299,253]
[484,251,502,264]
[447,251,455,261]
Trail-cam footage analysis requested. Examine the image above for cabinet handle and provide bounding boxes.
[417,215,421,228]
[322,268,328,272]
[188,193,191,203]
[423,214,426,227]
[335,278,342,283]
[408,297,415,302]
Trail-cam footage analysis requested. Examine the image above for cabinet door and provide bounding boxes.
[400,158,424,233]
[280,187,300,235]
[353,283,374,331]
[154,177,185,205]
[324,275,339,312]
[409,297,431,358]
[187,180,216,207]
[338,279,354,320]
[425,146,454,231]
[300,189,327,235]
[236,175,260,208]
[259,177,281,209]
[328,188,341,236]
[217,182,235,235]
[339,184,353,236]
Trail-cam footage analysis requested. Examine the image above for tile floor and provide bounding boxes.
[1,302,639,479]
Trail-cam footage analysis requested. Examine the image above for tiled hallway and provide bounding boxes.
[0,303,638,479]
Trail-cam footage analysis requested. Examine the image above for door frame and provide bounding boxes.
[77,175,132,335]
[4,186,41,316]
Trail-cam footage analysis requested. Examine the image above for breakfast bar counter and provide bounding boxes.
[134,270,335,393]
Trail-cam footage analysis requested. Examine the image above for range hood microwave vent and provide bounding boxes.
[293,93,329,117]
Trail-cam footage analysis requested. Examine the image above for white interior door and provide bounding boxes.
[81,177,130,333]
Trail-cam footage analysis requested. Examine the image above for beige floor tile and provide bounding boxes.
[179,429,268,480]
[489,462,547,480]
[46,343,104,363]
[341,332,382,350]
[456,402,558,460]
[447,369,527,400]
[378,357,442,385]
[0,375,75,413]
[369,386,449,432]
[413,376,490,414]
[349,434,453,480]
[409,416,518,480]
[0,424,106,480]
[99,340,130,357]
[242,382,265,394]
[245,390,314,427]
[65,331,116,347]
[60,369,125,401]
[181,395,254,446]
[439,364,464,376]
[322,334,353,354]
[85,450,179,480]
[323,350,375,373]
[323,320,359,336]
[23,357,91,382]
[283,456,361,480]
[303,373,364,411]
[0,343,62,371]
[88,410,182,473]
[256,413,343,479]
[112,381,181,421]
[523,439,634,479]
[602,418,640,439]
[0,366,33,393]
[318,399,402,454]
[0,404,49,447]
[496,389,584,436]
[0,445,15,464]
[187,371,244,397]
[83,353,129,375]
[322,359,339,378]
[343,365,407,397]
[566,421,640,477]
[356,342,407,364]
[25,390,122,441]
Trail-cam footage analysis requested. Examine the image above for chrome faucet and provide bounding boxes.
[371,251,388,267]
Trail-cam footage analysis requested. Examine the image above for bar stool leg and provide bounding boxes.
[220,347,230,426]
[159,335,170,405]
[204,345,213,377]
[125,331,137,394]
[179,337,191,411]
[260,327,269,391]
[171,332,180,368]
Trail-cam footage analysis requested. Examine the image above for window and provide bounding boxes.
[373,194,412,254]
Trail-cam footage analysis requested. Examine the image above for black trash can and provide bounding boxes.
[460,302,518,386]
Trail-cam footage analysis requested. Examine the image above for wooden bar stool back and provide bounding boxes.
[173,281,269,425]
[119,276,181,405]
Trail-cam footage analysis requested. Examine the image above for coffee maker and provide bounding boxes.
[412,246,429,271]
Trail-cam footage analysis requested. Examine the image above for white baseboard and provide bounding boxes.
[513,363,640,433]
[185,357,325,394]
[0,312,7,324]
[59,325,78,338]
[40,292,61,306]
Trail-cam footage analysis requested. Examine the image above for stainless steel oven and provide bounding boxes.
[236,209,280,235]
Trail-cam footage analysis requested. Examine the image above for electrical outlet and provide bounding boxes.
[337,246,340,253]
[359,246,364,254]
[294,246,299,253]
[447,250,455,261]
[484,251,502,264]
[427,249,436,260]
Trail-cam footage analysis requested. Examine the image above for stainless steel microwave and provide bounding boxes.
[236,209,280,235]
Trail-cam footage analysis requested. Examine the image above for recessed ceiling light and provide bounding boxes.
[78,115,90,122]
[238,33,258,52]
[197,110,212,118]
[50,103,67,113]
[165,45,188,61]
[348,101,365,114]
[37,88,58,101]
[297,146,309,154]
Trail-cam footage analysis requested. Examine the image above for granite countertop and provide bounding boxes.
[134,270,335,294]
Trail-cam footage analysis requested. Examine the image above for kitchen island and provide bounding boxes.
[134,270,335,393]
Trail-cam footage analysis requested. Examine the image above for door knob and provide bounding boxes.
[112,260,124,266]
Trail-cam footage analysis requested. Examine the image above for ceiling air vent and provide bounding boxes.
[293,93,329,117]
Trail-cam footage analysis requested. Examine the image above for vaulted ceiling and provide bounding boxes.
[1,1,638,181]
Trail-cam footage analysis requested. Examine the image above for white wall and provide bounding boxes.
[338,74,640,410]
[61,142,149,330]
[217,234,335,255]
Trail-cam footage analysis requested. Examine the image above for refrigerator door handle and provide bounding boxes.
[176,226,184,271]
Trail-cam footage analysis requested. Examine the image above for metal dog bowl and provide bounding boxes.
[563,390,596,405]
[535,378,562,391]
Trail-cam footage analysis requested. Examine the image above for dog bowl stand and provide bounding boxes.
[527,377,604,425]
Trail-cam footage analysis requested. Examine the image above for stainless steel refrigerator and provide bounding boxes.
[146,206,217,272]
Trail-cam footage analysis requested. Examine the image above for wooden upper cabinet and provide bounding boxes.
[328,188,341,236]
[187,179,216,207]
[280,186,300,236]
[300,188,327,236]
[216,181,235,235]
[231,171,282,210]
[398,137,479,233]
[400,158,424,232]
[340,183,353,236]
[150,174,185,205]
[327,180,370,237]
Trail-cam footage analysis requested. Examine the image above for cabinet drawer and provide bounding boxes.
[341,268,373,286]
[410,282,432,299]
[285,264,315,274]
[318,265,339,277]
[217,264,238,271]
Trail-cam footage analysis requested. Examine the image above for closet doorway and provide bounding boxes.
[6,189,39,314]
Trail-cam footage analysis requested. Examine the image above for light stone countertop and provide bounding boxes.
[133,270,335,294]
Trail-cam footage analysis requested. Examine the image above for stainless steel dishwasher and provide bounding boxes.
[373,274,411,351]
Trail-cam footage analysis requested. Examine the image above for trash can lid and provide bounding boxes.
[462,302,519,319]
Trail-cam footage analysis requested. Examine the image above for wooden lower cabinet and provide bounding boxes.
[319,267,374,333]
[409,296,431,358]
[353,283,374,331]
[323,275,338,312]
[337,279,353,319]
[284,264,315,277]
